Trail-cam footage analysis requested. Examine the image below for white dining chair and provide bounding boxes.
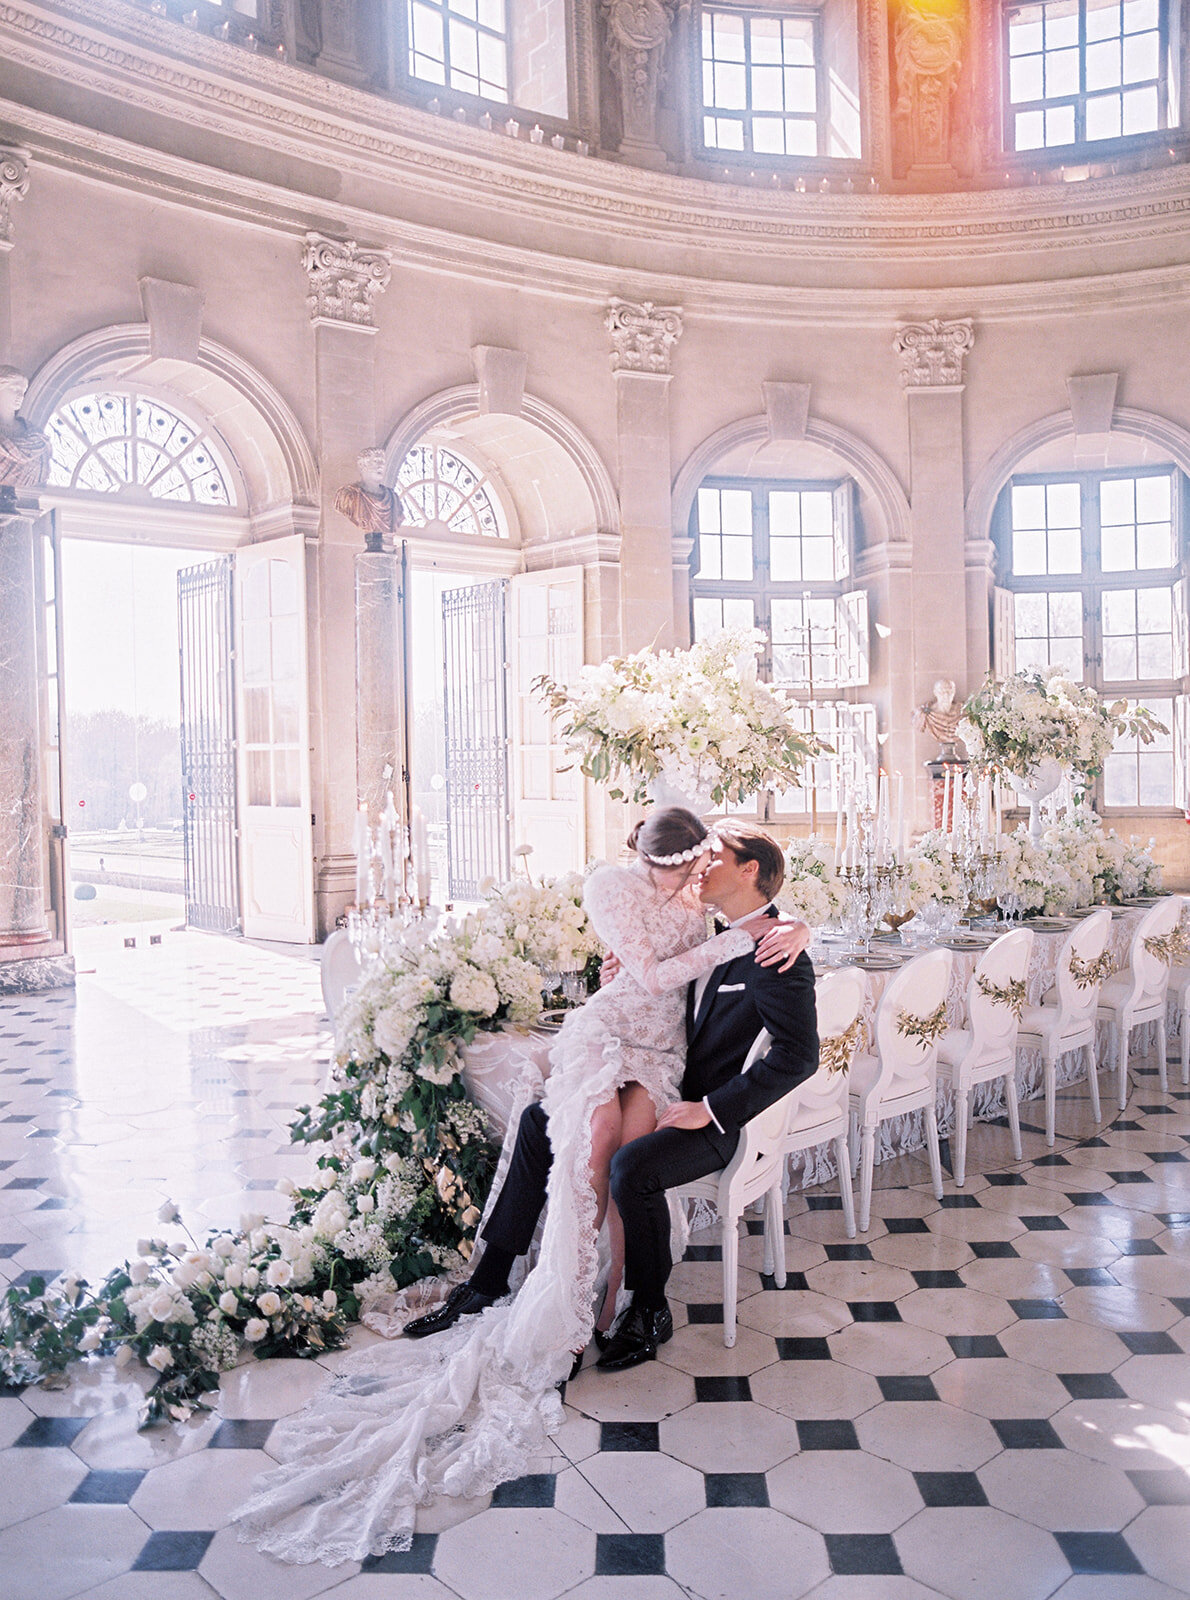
[1169,959,1190,1087]
[677,1029,804,1349]
[848,948,954,1234]
[935,927,1034,1187]
[1016,909,1112,1147]
[1097,896,1184,1108]
[320,926,365,1023]
[779,966,866,1238]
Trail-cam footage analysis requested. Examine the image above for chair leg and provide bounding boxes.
[953,1087,970,1189]
[1004,1065,1023,1163]
[1117,1020,1130,1112]
[765,1183,786,1290]
[721,1213,739,1350]
[1181,1007,1189,1087]
[1085,1039,1101,1124]
[924,1103,944,1200]
[1157,1017,1168,1095]
[1045,1049,1057,1147]
[858,1125,875,1235]
[835,1132,857,1239]
[849,1107,860,1177]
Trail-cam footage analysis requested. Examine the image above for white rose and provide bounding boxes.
[223,1263,243,1289]
[79,1327,103,1353]
[265,1259,293,1288]
[321,1289,337,1311]
[146,1345,174,1372]
[350,1158,376,1184]
[274,1177,297,1198]
[240,1212,265,1233]
[171,1263,199,1292]
[156,1201,180,1224]
[243,1318,268,1342]
[211,1235,236,1258]
[136,1239,155,1257]
[114,1344,135,1369]
[257,1291,282,1317]
[241,1267,260,1292]
[146,1289,176,1323]
[218,1290,239,1315]
[250,1229,268,1253]
[356,1193,376,1214]
[129,1260,151,1285]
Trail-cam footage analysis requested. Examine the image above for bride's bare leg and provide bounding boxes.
[598,1084,660,1333]
[588,1095,623,1237]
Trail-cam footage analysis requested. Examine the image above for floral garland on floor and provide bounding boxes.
[534,627,825,806]
[0,876,602,1424]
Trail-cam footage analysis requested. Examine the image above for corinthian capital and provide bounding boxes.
[894,318,975,388]
[0,149,30,249]
[302,232,392,330]
[606,299,683,375]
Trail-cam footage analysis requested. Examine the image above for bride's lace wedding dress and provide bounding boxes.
[234,862,755,1565]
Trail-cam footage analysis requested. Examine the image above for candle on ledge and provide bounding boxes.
[412,807,431,902]
[379,791,399,904]
[894,772,905,863]
[353,803,371,907]
[876,770,889,864]
[833,783,844,872]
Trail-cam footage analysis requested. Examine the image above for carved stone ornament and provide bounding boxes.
[0,148,30,247]
[893,0,967,170]
[894,318,975,388]
[601,0,678,151]
[606,298,683,374]
[302,232,392,329]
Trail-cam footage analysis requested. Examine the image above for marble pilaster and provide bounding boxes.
[355,551,402,818]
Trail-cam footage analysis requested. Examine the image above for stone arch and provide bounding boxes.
[966,405,1190,543]
[383,384,619,546]
[23,324,319,521]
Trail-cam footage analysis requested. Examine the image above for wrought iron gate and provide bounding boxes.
[178,557,240,933]
[442,579,510,899]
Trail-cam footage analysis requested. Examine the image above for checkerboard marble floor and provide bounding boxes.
[1,931,1189,1600]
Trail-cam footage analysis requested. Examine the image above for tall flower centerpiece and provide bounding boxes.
[534,627,825,811]
[959,667,1165,841]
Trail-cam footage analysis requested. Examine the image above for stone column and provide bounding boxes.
[355,551,402,817]
[302,232,393,936]
[606,298,683,652]
[0,149,29,365]
[894,317,975,832]
[601,0,678,168]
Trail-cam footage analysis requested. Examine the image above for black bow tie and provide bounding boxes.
[713,916,730,934]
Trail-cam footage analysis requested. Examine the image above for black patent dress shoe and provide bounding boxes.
[595,1300,673,1371]
[403,1281,496,1339]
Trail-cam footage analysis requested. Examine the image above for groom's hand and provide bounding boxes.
[753,918,811,971]
[656,1100,711,1131]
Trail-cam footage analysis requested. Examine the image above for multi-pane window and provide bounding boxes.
[999,466,1187,808]
[1006,0,1168,152]
[701,8,823,156]
[396,444,506,538]
[46,393,236,506]
[407,0,508,100]
[691,478,871,814]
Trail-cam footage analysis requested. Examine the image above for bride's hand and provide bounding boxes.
[599,952,621,986]
[752,918,811,972]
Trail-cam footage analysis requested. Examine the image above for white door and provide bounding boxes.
[509,566,586,880]
[235,535,314,942]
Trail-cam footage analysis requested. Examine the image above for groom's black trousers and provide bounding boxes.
[480,1102,733,1305]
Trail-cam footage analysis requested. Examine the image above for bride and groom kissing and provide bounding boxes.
[237,809,818,1564]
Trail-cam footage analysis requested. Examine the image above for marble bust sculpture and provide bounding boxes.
[333,447,405,552]
[914,677,966,760]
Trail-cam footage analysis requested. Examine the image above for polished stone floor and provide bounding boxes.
[0,930,1188,1600]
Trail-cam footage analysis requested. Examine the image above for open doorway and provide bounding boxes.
[59,540,195,946]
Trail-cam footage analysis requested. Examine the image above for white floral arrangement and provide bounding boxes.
[535,627,825,806]
[777,838,846,927]
[960,666,1165,785]
[902,831,966,911]
[998,815,1162,915]
[0,875,603,1423]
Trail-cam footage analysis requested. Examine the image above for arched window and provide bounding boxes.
[396,443,507,538]
[45,392,236,506]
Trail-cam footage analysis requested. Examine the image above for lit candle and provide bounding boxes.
[413,807,431,902]
[379,791,399,904]
[833,783,844,872]
[894,772,905,863]
[354,803,371,907]
[876,771,889,865]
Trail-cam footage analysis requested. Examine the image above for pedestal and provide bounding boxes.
[925,757,967,830]
[355,550,402,815]
[0,508,70,991]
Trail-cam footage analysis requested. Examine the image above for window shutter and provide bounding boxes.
[1175,695,1190,816]
[835,588,869,686]
[832,480,856,581]
[993,587,1016,680]
[1173,577,1189,680]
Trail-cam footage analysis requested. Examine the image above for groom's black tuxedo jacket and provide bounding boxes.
[680,906,819,1160]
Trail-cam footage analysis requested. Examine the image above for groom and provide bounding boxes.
[403,824,818,1368]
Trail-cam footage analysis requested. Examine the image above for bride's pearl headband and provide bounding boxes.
[640,833,722,867]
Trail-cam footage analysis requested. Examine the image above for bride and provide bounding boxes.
[235,807,800,1565]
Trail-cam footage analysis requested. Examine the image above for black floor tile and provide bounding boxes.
[1119,1330,1182,1356]
[1066,1192,1113,1207]
[806,1196,843,1211]
[1009,1299,1066,1319]
[939,1194,982,1208]
[686,1303,723,1324]
[491,1473,556,1508]
[3,1177,42,1189]
[12,1415,88,1447]
[914,1470,989,1507]
[695,1376,752,1402]
[797,1420,860,1450]
[600,1421,659,1451]
[69,1469,145,1504]
[705,1471,769,1507]
[132,1531,216,1572]
[1146,1150,1189,1163]
[878,1375,939,1401]
[824,1244,872,1262]
[1058,1372,1127,1400]
[361,1534,438,1573]
[1126,1469,1190,1505]
[1171,1296,1190,1316]
[0,1243,23,1258]
[1021,1216,1069,1231]
[683,1245,722,1262]
[760,1271,809,1292]
[984,1173,1028,1186]
[209,1419,274,1449]
[1117,1238,1164,1256]
[1109,1171,1154,1184]
[1033,1154,1071,1167]
[1064,1267,1118,1287]
[776,1338,832,1361]
[847,1301,901,1322]
[825,1533,903,1575]
[968,1240,1019,1259]
[884,1217,931,1234]
[992,1418,1063,1449]
[912,1270,965,1288]
[948,1335,1007,1359]
[1054,1531,1144,1574]
[594,1533,666,1576]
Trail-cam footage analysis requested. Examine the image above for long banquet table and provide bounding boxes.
[460,908,1151,1193]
